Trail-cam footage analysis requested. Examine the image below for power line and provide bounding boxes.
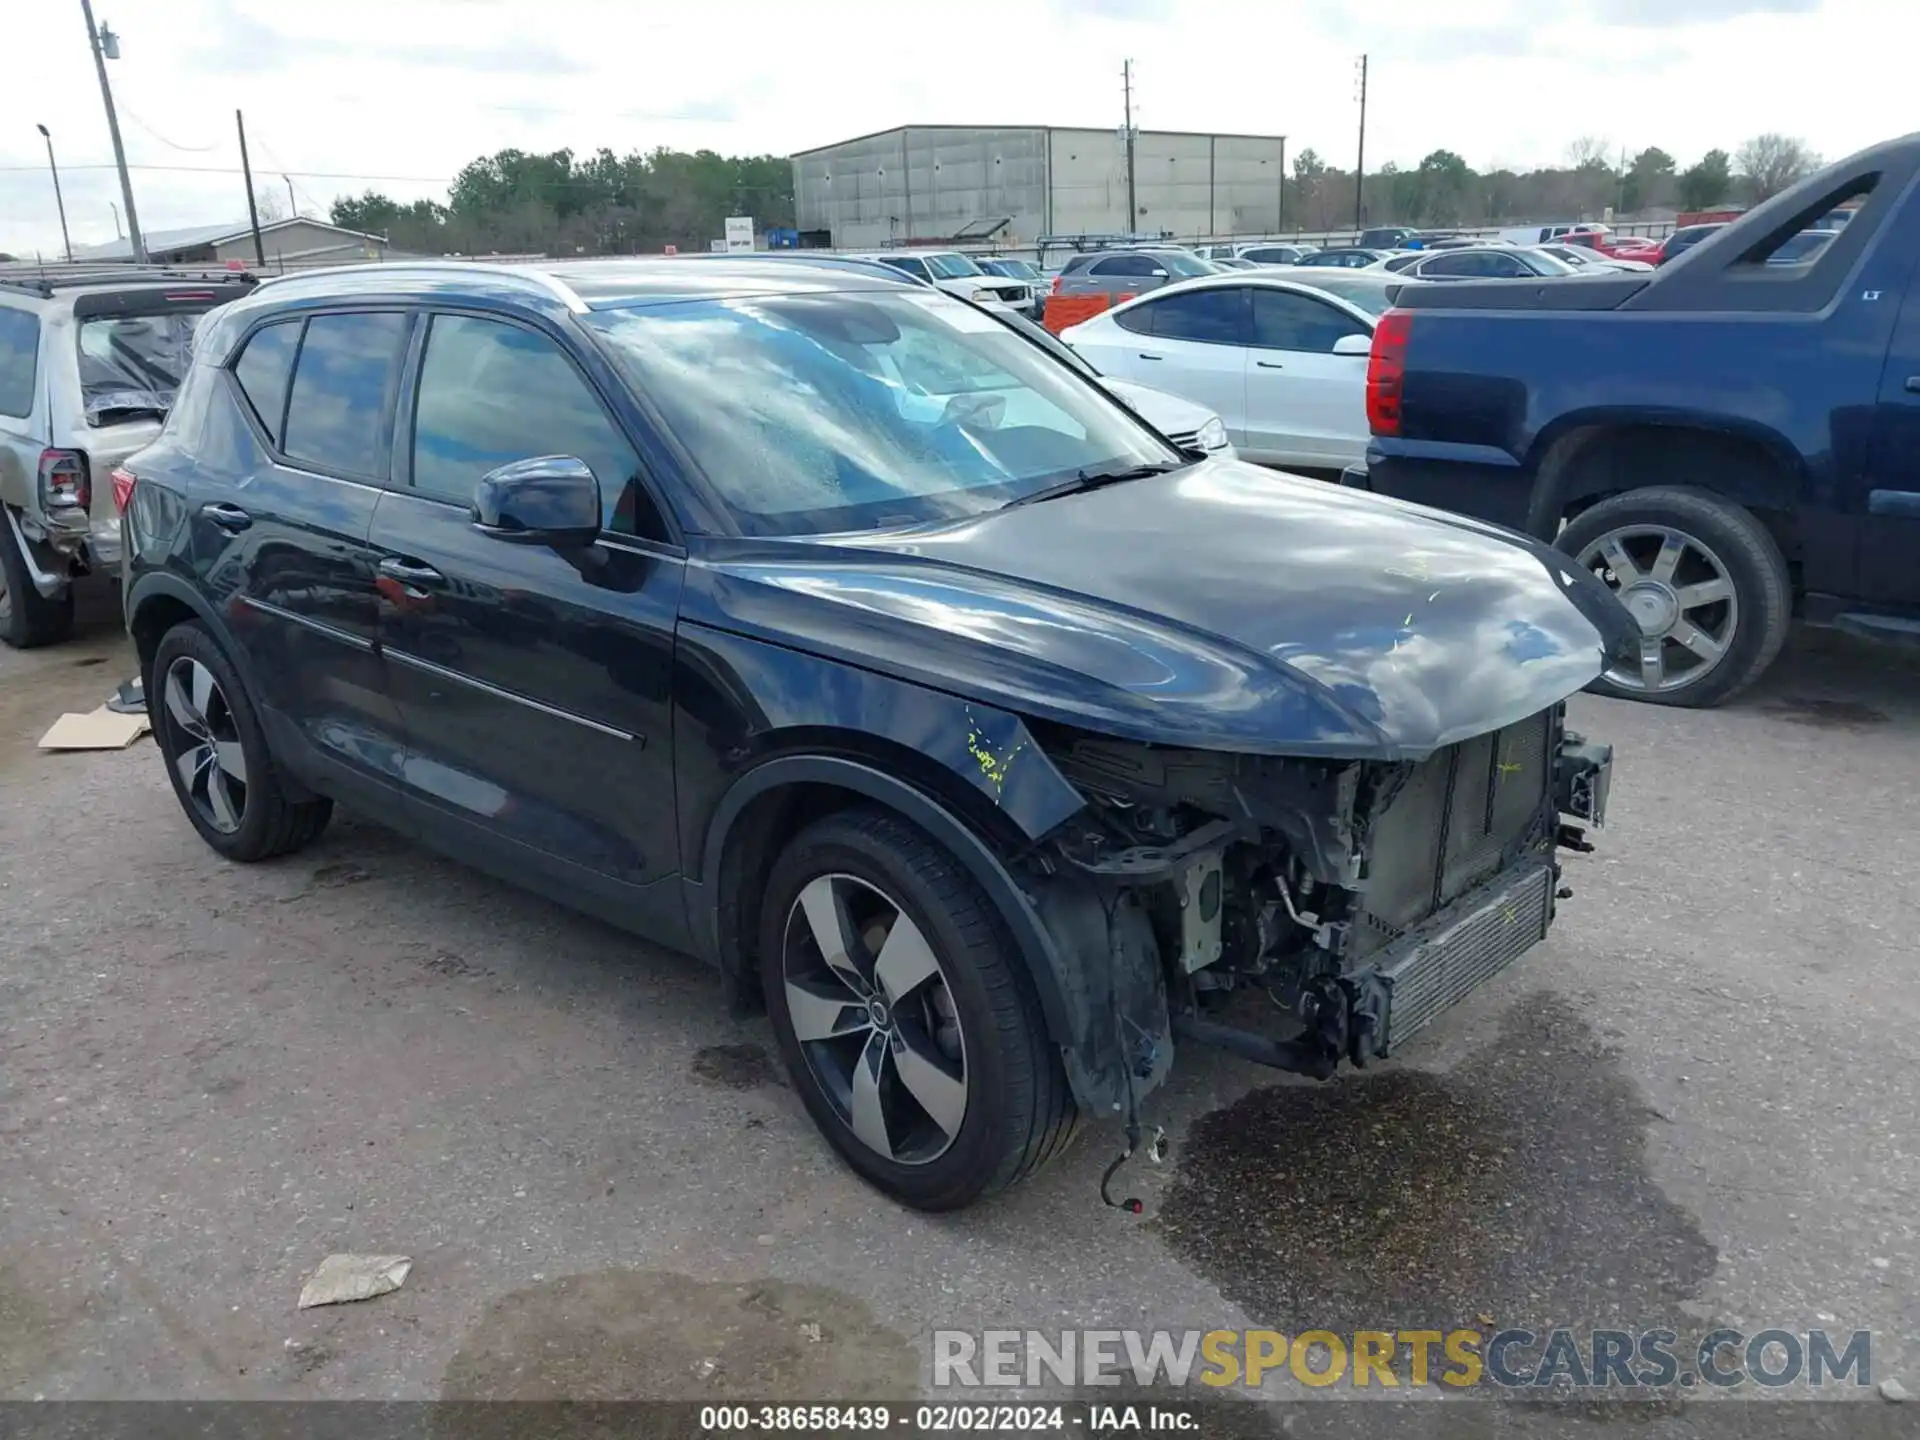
[117,103,220,153]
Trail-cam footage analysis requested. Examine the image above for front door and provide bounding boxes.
[197,308,413,809]
[1243,288,1371,467]
[1121,286,1249,442]
[1860,283,1920,608]
[369,310,685,930]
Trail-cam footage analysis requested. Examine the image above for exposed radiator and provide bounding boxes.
[1350,709,1555,962]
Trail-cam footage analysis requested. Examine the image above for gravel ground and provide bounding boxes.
[3,584,1917,1436]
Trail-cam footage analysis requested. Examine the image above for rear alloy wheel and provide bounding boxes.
[161,656,250,834]
[760,809,1078,1210]
[151,621,333,861]
[1559,487,1790,708]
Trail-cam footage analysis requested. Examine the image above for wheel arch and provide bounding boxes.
[1524,417,1806,559]
[694,754,1080,1074]
[127,572,243,690]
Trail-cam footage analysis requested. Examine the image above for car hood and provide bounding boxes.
[1099,378,1218,435]
[687,459,1637,760]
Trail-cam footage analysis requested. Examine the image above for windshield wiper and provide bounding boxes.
[1004,460,1186,509]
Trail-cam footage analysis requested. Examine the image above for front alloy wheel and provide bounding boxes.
[781,873,968,1165]
[1576,524,1738,695]
[161,656,250,833]
[760,808,1077,1210]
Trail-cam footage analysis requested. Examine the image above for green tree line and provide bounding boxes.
[1293,133,1819,234]
[331,146,794,255]
[330,134,1819,254]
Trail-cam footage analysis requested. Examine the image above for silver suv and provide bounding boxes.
[0,266,255,647]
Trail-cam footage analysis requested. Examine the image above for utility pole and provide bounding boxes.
[1122,59,1138,237]
[1353,53,1368,233]
[80,0,144,262]
[36,125,73,262]
[236,110,266,266]
[110,201,122,239]
[284,175,297,218]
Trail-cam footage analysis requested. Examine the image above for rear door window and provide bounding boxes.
[282,311,411,479]
[231,320,302,444]
[0,306,41,419]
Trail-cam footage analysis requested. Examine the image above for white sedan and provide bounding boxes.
[1059,270,1396,470]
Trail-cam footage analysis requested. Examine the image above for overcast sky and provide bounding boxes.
[2,0,1910,258]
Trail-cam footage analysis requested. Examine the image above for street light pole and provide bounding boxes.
[36,125,73,262]
[79,0,145,263]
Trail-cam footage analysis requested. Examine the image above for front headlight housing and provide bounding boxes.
[1196,417,1230,452]
[970,288,999,304]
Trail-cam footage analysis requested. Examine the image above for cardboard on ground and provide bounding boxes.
[39,707,150,751]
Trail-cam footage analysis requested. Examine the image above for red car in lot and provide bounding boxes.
[1560,228,1661,261]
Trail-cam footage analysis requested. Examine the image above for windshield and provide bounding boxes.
[77,312,202,422]
[587,290,1175,536]
[924,253,983,278]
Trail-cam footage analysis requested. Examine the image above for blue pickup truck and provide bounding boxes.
[1348,131,1920,706]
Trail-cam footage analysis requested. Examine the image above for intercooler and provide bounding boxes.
[1350,708,1556,965]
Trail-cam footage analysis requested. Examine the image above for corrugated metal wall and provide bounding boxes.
[795,126,1288,247]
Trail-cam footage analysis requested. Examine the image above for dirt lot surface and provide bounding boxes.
[4,585,1917,1436]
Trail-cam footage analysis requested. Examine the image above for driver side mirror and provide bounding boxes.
[1332,333,1373,357]
[473,455,601,549]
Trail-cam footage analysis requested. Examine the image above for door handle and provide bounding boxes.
[1137,352,1163,361]
[377,557,444,595]
[1256,360,1285,370]
[200,502,252,532]
[1906,376,1920,393]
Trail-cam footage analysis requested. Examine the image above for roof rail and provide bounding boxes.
[0,263,260,299]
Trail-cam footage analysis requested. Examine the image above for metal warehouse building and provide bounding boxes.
[792,124,1288,250]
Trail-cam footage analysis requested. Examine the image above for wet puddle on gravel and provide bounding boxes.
[1155,996,1717,1347]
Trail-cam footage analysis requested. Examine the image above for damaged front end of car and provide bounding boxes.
[1015,705,1613,1120]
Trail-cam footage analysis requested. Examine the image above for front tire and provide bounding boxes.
[151,621,332,861]
[1559,486,1790,708]
[760,808,1077,1211]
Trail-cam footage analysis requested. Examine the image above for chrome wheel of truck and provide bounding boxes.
[1576,524,1739,694]
[1559,486,1790,708]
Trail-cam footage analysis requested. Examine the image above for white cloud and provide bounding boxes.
[0,0,1908,257]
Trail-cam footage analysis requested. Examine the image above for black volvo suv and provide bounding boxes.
[122,258,1624,1210]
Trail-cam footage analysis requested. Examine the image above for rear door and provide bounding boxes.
[198,308,413,809]
[368,309,685,924]
[1243,288,1371,466]
[1118,288,1249,440]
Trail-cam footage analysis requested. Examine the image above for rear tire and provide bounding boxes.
[760,807,1077,1211]
[151,621,332,861]
[1558,486,1790,708]
[0,510,75,649]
